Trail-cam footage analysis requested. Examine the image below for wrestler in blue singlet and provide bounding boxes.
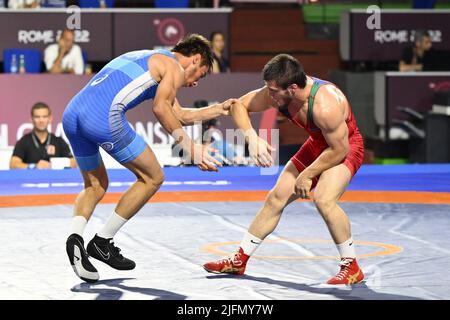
[62,49,176,171]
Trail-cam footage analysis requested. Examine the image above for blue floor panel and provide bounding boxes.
[0,164,449,196]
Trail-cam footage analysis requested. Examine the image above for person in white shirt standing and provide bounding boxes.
[8,0,41,8]
[45,28,84,75]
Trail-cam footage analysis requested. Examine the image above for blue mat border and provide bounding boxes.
[0,164,449,196]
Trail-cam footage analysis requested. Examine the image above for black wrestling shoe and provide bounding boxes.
[86,234,136,270]
[66,234,99,283]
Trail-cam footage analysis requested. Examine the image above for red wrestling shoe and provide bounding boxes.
[326,258,364,285]
[203,247,249,275]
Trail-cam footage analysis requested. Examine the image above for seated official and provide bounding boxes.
[399,30,432,72]
[44,28,84,75]
[10,102,77,169]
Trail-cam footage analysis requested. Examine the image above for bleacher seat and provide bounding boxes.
[154,0,189,8]
[82,50,88,65]
[78,0,114,8]
[413,0,436,8]
[41,0,66,8]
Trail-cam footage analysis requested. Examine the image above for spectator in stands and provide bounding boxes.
[10,102,76,169]
[44,28,84,75]
[210,31,230,74]
[8,0,41,8]
[399,30,432,72]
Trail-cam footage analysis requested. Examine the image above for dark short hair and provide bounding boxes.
[172,34,214,71]
[414,30,430,43]
[262,54,307,89]
[31,102,51,116]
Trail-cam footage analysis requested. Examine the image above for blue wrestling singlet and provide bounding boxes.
[62,49,176,171]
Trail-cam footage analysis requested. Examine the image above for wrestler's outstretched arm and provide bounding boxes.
[230,87,277,167]
[172,98,232,126]
[151,55,221,172]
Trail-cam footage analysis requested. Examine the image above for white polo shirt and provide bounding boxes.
[44,43,85,75]
[8,0,41,8]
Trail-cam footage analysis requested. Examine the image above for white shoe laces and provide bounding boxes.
[219,251,244,266]
[335,258,353,280]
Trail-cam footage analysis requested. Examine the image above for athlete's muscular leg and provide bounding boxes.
[115,146,164,220]
[313,164,352,244]
[248,161,301,239]
[74,162,109,220]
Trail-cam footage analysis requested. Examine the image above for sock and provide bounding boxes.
[239,232,263,256]
[336,237,356,259]
[71,216,88,237]
[97,211,128,239]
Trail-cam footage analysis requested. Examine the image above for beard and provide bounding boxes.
[276,96,293,107]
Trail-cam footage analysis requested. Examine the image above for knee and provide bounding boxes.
[313,196,336,219]
[88,178,108,199]
[153,171,165,189]
[265,189,287,212]
[141,170,165,190]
